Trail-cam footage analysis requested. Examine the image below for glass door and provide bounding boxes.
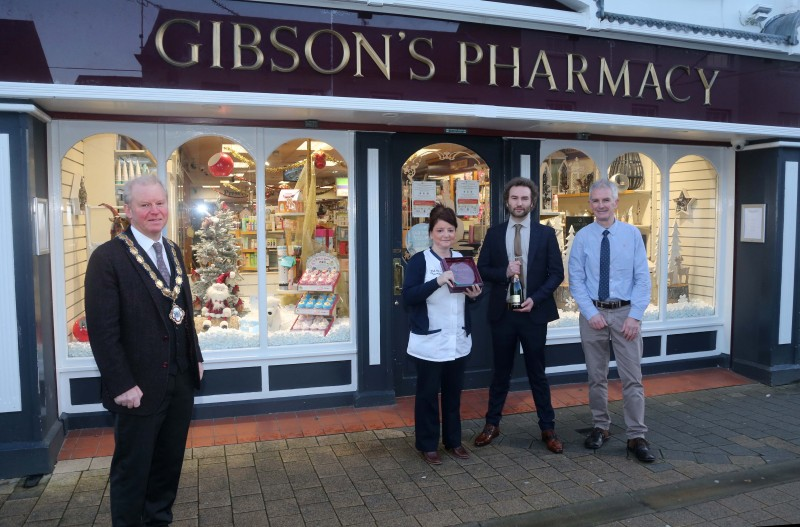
[388,134,503,395]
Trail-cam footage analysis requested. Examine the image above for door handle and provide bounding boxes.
[393,258,404,295]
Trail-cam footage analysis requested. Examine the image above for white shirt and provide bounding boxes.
[505,214,530,296]
[406,250,471,362]
[130,225,171,277]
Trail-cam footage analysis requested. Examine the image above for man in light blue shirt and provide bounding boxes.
[568,179,655,463]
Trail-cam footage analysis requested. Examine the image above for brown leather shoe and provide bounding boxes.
[541,430,564,454]
[421,451,442,465]
[473,424,500,447]
[446,445,470,459]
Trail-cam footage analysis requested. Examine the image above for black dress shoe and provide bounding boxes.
[585,427,610,449]
[627,438,656,463]
[474,424,500,447]
[421,451,442,465]
[446,445,470,459]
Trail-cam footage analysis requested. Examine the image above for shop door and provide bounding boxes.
[389,134,503,396]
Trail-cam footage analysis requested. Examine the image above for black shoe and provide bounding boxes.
[584,427,610,449]
[627,438,656,463]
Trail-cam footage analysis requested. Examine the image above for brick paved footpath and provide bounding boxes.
[2,382,799,527]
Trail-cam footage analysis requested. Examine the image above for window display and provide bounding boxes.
[541,149,663,327]
[264,138,351,345]
[666,155,717,318]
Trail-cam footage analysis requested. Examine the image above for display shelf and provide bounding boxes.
[555,189,649,198]
[240,266,256,272]
[290,314,335,336]
[295,293,339,316]
[275,212,306,217]
[540,210,561,217]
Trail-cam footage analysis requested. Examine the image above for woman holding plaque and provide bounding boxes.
[403,204,482,465]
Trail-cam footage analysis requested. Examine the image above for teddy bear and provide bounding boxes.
[194,273,241,331]
[266,296,282,332]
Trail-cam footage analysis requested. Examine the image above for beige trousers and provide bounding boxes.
[579,305,647,439]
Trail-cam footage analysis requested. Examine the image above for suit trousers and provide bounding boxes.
[485,313,555,431]
[579,305,647,439]
[110,369,195,527]
[413,355,468,452]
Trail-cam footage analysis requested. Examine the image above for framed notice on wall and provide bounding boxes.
[741,204,766,243]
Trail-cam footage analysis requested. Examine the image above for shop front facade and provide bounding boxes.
[1,0,799,478]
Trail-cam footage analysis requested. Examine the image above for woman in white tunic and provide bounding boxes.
[403,205,483,465]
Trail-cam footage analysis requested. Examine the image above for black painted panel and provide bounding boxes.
[199,367,261,396]
[643,336,661,358]
[70,377,102,406]
[269,361,351,391]
[545,342,586,367]
[666,331,717,355]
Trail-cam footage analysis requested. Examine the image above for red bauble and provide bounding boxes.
[208,152,234,177]
[313,152,326,169]
[72,317,89,342]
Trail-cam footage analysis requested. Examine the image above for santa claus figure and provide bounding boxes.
[199,272,240,330]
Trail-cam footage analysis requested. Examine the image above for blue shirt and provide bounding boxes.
[568,220,651,320]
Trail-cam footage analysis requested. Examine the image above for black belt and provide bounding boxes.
[592,299,631,309]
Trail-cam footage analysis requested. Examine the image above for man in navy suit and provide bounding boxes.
[473,177,565,453]
[85,175,204,526]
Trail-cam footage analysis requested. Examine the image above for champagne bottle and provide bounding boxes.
[507,274,522,310]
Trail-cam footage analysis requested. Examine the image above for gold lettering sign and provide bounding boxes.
[154,18,720,106]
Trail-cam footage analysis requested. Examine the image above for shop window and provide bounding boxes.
[610,152,661,321]
[400,143,491,260]
[62,134,156,358]
[175,136,259,350]
[539,148,598,327]
[264,139,350,344]
[666,155,717,319]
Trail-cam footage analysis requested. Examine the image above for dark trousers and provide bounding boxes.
[110,370,194,527]
[485,313,555,431]
[414,355,468,452]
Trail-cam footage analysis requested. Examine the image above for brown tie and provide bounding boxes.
[513,223,524,289]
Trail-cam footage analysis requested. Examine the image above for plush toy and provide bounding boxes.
[266,296,282,332]
[197,272,240,330]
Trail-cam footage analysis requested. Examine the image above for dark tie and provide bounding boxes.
[153,241,170,283]
[599,230,610,300]
[513,223,524,289]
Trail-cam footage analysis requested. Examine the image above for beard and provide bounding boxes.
[508,204,532,219]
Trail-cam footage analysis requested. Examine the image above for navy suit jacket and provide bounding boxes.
[477,218,564,324]
[85,228,203,415]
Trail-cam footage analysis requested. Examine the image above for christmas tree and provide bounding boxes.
[191,200,246,315]
[563,224,575,282]
[667,220,684,285]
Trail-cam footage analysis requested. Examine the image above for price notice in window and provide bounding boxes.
[412,181,437,218]
[456,179,480,216]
